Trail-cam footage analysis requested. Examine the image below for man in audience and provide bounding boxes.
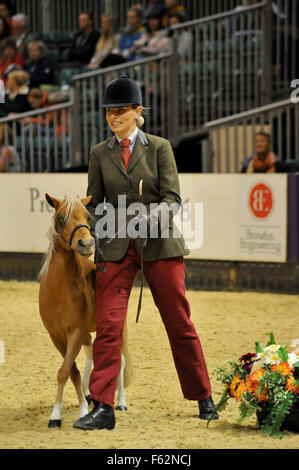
[11,13,36,60]
[68,11,100,68]
[25,40,55,88]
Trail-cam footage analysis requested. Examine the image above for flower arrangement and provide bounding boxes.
[209,333,299,438]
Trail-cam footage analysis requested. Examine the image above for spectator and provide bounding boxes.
[241,132,278,173]
[168,12,192,59]
[0,69,31,117]
[131,12,170,59]
[0,38,24,86]
[0,16,11,43]
[25,40,55,88]
[11,13,36,60]
[68,11,100,67]
[0,2,13,32]
[161,0,187,27]
[143,0,166,21]
[25,88,69,137]
[116,6,145,61]
[0,123,21,172]
[88,14,120,69]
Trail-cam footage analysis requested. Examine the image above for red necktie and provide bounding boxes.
[120,139,131,171]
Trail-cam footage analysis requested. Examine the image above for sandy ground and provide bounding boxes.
[0,279,298,450]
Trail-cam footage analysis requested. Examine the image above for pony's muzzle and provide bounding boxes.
[77,237,95,256]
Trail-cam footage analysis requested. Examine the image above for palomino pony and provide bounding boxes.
[39,193,132,428]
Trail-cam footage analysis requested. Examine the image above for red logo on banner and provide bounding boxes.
[249,183,273,218]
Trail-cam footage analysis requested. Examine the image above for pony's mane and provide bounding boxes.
[38,197,88,281]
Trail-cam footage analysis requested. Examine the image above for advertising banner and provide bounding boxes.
[0,173,287,262]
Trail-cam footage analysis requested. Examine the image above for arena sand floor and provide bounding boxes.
[0,280,298,449]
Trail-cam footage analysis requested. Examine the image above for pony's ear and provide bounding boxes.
[81,195,92,207]
[45,193,60,210]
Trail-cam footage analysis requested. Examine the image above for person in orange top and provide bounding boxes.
[0,38,24,85]
[245,132,277,173]
[161,0,187,27]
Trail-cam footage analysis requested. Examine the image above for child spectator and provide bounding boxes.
[0,38,24,86]
[241,132,278,173]
[88,14,120,69]
[25,40,55,88]
[0,69,30,117]
[0,123,21,172]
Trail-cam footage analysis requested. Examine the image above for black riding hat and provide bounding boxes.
[102,74,142,108]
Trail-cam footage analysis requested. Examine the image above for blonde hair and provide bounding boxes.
[8,69,29,87]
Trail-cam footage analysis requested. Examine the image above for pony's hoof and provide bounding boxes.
[116,405,127,411]
[85,395,92,406]
[48,419,61,428]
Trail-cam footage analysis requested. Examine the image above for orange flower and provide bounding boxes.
[230,375,245,401]
[271,362,292,377]
[230,375,241,396]
[286,376,299,395]
[245,369,268,402]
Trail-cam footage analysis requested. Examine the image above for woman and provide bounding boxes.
[88,14,120,69]
[0,123,21,172]
[130,12,170,59]
[0,38,24,86]
[73,75,218,431]
[25,40,55,89]
[242,132,277,173]
[0,69,31,117]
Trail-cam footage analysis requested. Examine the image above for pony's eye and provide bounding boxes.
[57,216,64,225]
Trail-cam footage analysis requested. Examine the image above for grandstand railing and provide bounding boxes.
[0,99,73,172]
[14,0,242,32]
[203,98,299,173]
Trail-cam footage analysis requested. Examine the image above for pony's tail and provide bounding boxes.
[121,321,134,388]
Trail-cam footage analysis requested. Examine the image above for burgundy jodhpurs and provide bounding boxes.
[89,241,212,407]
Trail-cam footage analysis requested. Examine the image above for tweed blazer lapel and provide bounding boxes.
[107,130,148,175]
[127,129,148,174]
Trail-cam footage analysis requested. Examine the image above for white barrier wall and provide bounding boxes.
[0,173,287,262]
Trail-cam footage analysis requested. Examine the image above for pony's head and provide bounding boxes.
[45,193,95,257]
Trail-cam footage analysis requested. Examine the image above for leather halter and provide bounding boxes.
[69,224,90,248]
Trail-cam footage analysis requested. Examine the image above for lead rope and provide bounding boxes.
[136,180,144,323]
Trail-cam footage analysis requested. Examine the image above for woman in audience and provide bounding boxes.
[25,40,55,88]
[88,14,120,69]
[0,123,21,172]
[0,38,24,85]
[130,11,170,59]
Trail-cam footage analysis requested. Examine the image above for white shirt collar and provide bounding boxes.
[116,127,138,144]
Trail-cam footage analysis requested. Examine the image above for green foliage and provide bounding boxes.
[278,346,289,363]
[260,392,295,438]
[266,332,276,346]
[255,342,263,353]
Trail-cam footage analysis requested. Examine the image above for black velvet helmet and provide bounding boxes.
[101,74,142,108]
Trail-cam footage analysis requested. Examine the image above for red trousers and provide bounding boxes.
[89,241,212,407]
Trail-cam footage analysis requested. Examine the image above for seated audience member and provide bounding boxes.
[0,123,21,171]
[11,13,37,60]
[0,69,31,117]
[25,88,69,137]
[0,2,13,32]
[0,123,21,172]
[68,11,100,67]
[143,0,166,21]
[241,132,278,173]
[88,14,120,69]
[161,0,187,27]
[168,12,192,59]
[0,38,24,85]
[100,6,145,67]
[25,40,55,88]
[0,16,11,43]
[131,12,170,59]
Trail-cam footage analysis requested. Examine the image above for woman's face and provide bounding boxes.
[148,18,159,32]
[29,44,42,60]
[101,16,111,33]
[254,135,270,154]
[7,75,17,91]
[4,46,16,60]
[105,106,142,138]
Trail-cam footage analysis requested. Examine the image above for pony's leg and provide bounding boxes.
[82,335,93,404]
[116,353,127,411]
[69,361,89,419]
[48,334,67,428]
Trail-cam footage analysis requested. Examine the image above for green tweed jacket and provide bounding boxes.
[86,129,189,261]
